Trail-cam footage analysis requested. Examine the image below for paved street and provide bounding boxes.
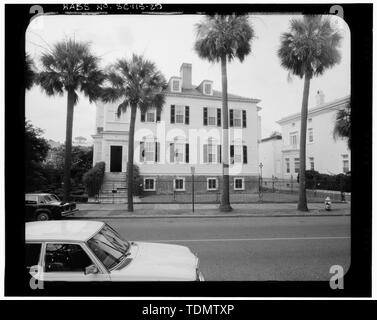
[99,215,350,281]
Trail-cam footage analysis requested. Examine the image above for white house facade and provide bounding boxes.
[275,92,350,179]
[258,132,283,179]
[92,63,261,194]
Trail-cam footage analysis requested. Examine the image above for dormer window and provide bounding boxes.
[170,78,182,92]
[202,81,213,95]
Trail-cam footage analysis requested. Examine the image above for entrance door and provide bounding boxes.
[110,146,122,172]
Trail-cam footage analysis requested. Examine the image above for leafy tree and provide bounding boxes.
[101,54,166,212]
[278,15,342,211]
[25,120,50,191]
[333,102,351,149]
[194,14,255,212]
[36,38,104,201]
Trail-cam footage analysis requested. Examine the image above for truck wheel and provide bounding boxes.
[36,212,50,221]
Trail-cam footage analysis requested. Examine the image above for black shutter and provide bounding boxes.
[243,146,248,164]
[217,108,222,126]
[141,110,145,122]
[230,109,234,127]
[242,110,247,128]
[217,145,221,163]
[230,145,234,164]
[185,143,189,163]
[185,106,190,125]
[170,105,175,123]
[156,109,161,122]
[155,142,160,162]
[203,107,208,125]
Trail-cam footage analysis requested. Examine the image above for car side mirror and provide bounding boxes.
[84,264,98,275]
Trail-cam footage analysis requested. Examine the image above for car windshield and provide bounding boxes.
[87,225,130,271]
[42,195,58,203]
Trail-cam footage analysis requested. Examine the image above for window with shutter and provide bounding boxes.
[185,144,189,163]
[175,105,184,124]
[230,145,234,164]
[203,108,208,125]
[242,110,247,128]
[156,109,161,122]
[155,142,160,163]
[208,107,217,126]
[141,111,146,122]
[233,109,242,128]
[243,146,248,164]
[170,105,175,124]
[217,145,221,163]
[229,109,234,127]
[185,106,190,124]
[217,108,221,126]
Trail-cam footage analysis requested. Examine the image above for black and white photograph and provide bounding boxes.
[3,2,373,302]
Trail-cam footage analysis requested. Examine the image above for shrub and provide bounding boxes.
[83,162,105,197]
[127,164,143,196]
[305,170,351,192]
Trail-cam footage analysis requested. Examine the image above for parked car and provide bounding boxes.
[25,193,78,221]
[26,220,204,282]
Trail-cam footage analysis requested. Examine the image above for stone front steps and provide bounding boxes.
[99,172,128,203]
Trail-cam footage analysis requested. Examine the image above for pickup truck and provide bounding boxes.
[25,193,78,221]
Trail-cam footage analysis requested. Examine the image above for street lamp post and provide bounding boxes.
[191,166,195,212]
[259,163,263,200]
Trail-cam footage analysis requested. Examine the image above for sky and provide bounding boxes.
[25,14,350,143]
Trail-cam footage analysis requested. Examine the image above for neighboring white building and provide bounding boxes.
[275,91,350,179]
[258,132,283,178]
[92,63,261,194]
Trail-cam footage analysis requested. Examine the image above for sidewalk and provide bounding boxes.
[71,202,351,219]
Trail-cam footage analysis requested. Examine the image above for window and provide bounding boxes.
[234,178,245,190]
[290,132,298,147]
[146,110,155,122]
[144,178,156,191]
[294,158,300,173]
[309,157,315,170]
[26,243,42,270]
[172,79,180,92]
[308,128,313,142]
[285,158,290,174]
[44,243,92,273]
[175,143,185,163]
[207,178,218,190]
[207,140,217,163]
[204,83,212,95]
[342,154,350,173]
[234,145,242,163]
[144,142,155,162]
[175,105,184,124]
[208,107,217,125]
[174,178,185,191]
[233,109,242,128]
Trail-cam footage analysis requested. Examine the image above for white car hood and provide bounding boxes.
[110,242,198,281]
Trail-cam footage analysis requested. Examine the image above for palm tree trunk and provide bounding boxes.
[63,90,75,202]
[219,54,232,212]
[127,104,137,212]
[297,72,311,211]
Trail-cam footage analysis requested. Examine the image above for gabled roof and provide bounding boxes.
[276,95,350,125]
[164,85,261,105]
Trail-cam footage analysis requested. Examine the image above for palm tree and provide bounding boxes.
[101,54,166,212]
[278,15,342,211]
[37,39,104,201]
[333,102,351,149]
[25,54,36,90]
[194,14,255,212]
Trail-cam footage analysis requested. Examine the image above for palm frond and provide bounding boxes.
[278,15,342,79]
[194,14,255,63]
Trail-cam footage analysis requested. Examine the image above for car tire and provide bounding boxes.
[36,212,50,221]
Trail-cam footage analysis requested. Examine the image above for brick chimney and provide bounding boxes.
[315,90,325,106]
[180,63,192,89]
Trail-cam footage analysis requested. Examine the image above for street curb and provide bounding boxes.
[68,213,351,219]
